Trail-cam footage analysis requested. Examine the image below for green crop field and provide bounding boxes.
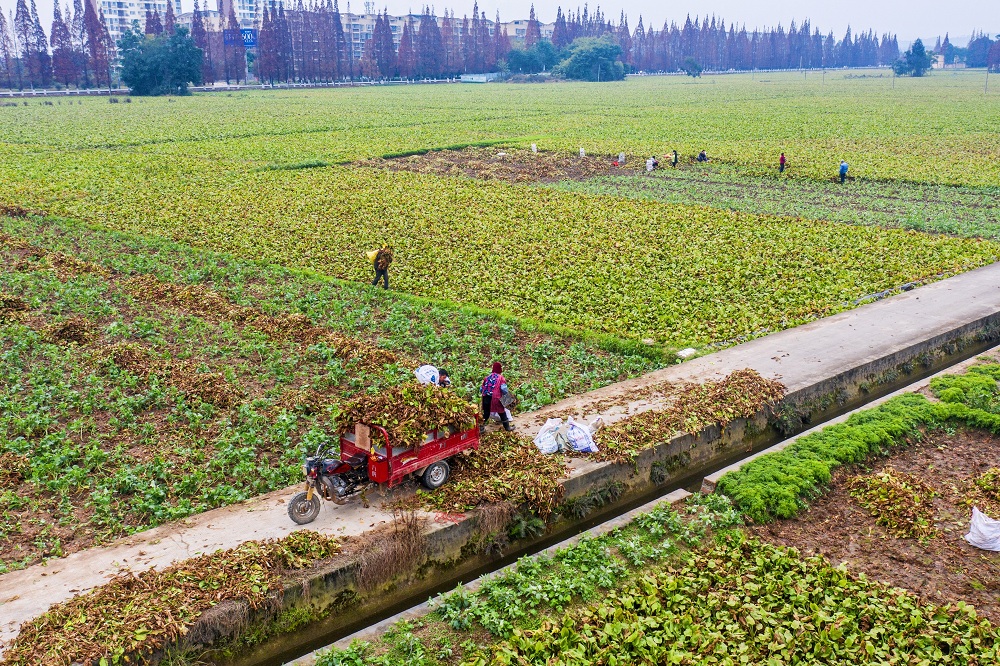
[2,68,1000,570]
[2,70,998,347]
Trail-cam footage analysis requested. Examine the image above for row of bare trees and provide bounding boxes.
[0,0,916,90]
[1,0,113,89]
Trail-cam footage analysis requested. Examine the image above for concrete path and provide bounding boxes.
[0,484,429,646]
[3,260,1000,649]
[518,261,1000,435]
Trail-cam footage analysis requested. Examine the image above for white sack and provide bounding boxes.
[566,416,598,453]
[966,507,1000,552]
[533,418,563,455]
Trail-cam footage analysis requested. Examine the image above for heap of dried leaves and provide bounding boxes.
[0,204,39,218]
[849,467,939,540]
[44,316,97,344]
[597,369,787,462]
[0,293,28,322]
[1,532,340,666]
[968,467,1000,517]
[1,231,107,279]
[337,381,479,449]
[408,431,570,517]
[97,342,243,408]
[0,452,27,487]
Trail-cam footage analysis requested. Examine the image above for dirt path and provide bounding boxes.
[4,261,1000,650]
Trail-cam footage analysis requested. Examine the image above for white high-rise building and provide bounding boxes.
[218,0,257,28]
[93,0,182,44]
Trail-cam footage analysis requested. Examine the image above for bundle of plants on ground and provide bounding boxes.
[717,364,1000,523]
[1,532,340,666]
[597,369,786,462]
[848,467,939,539]
[336,382,480,448]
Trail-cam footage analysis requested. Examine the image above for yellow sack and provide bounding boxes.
[366,249,379,262]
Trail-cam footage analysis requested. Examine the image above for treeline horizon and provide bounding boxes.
[2,0,996,90]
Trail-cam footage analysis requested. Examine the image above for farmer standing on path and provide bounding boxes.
[372,244,393,289]
[480,362,515,433]
[779,153,786,173]
[839,160,849,184]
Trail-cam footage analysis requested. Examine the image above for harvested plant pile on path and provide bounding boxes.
[598,369,786,463]
[337,382,480,449]
[849,467,939,539]
[1,532,340,666]
[411,431,570,517]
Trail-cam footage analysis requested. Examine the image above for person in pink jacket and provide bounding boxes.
[480,362,515,433]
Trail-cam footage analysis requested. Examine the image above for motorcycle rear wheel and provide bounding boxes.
[288,491,321,525]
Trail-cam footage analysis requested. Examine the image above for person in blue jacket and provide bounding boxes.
[839,160,849,184]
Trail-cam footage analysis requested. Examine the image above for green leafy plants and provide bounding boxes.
[469,535,999,665]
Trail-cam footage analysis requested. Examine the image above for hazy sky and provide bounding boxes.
[6,0,997,47]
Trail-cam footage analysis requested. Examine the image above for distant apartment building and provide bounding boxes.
[176,9,223,32]
[500,19,555,42]
[93,0,181,43]
[217,0,257,28]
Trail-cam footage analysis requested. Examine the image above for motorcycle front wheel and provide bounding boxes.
[287,491,321,525]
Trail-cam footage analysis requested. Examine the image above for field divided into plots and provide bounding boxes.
[1,69,999,571]
[1,71,999,347]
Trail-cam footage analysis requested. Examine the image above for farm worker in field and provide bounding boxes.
[480,362,515,433]
[371,244,393,289]
[839,160,849,184]
[414,365,452,387]
[697,150,709,162]
[671,150,679,167]
[779,153,786,173]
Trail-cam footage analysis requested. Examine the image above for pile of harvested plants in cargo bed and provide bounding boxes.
[597,369,786,463]
[2,532,340,666]
[410,431,570,517]
[337,381,480,448]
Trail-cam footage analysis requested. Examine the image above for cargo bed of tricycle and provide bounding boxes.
[340,421,480,489]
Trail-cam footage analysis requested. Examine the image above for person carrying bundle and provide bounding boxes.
[370,244,393,289]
